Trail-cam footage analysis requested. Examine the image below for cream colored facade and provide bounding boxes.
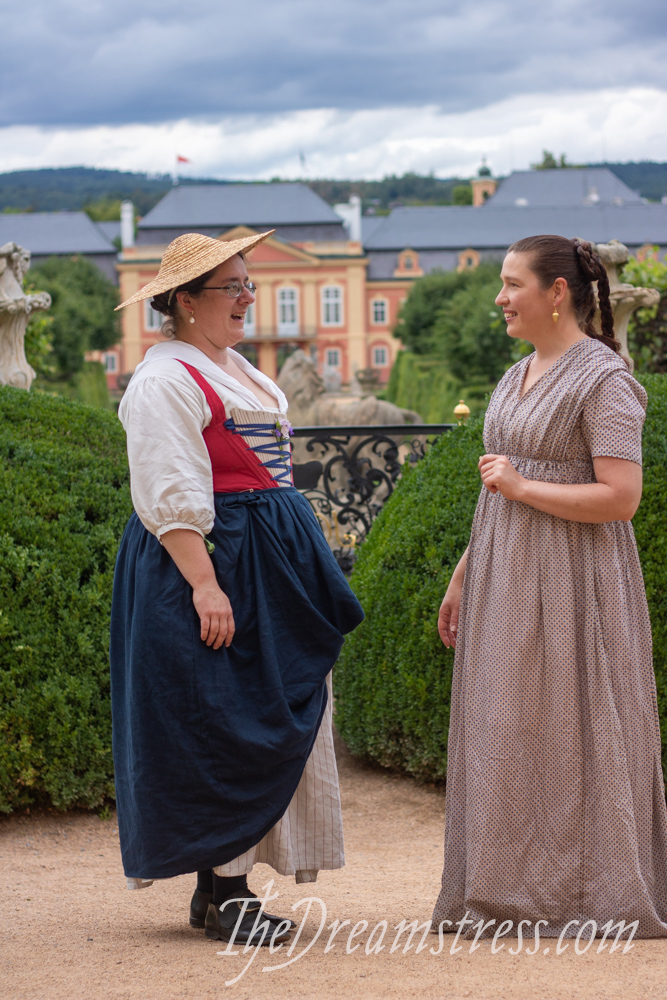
[111,227,406,392]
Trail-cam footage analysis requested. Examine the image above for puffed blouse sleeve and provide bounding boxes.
[119,374,214,539]
[580,368,647,466]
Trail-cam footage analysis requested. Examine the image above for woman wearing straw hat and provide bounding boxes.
[110,231,364,945]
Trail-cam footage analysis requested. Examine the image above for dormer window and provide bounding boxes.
[394,249,423,277]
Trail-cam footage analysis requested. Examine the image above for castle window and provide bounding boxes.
[244,301,256,335]
[321,285,343,326]
[372,345,388,367]
[277,287,299,336]
[103,352,118,373]
[144,300,162,331]
[325,348,341,368]
[371,299,388,325]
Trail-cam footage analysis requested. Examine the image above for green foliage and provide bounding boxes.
[388,264,510,419]
[393,270,469,355]
[0,386,132,812]
[335,374,667,781]
[0,167,174,215]
[38,362,111,409]
[531,150,573,170]
[84,198,122,221]
[385,352,488,421]
[621,250,667,373]
[27,256,119,378]
[308,172,471,210]
[24,308,56,380]
[452,184,473,206]
[430,265,510,383]
[334,418,484,779]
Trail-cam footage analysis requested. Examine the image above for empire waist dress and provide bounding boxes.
[433,338,667,938]
[110,341,364,888]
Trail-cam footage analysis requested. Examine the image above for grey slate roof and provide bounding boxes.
[0,211,116,255]
[361,215,386,242]
[95,220,121,243]
[138,183,342,230]
[487,168,642,208]
[363,204,667,251]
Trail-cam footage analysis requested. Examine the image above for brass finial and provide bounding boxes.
[453,399,471,425]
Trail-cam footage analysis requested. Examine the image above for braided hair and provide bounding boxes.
[507,234,622,355]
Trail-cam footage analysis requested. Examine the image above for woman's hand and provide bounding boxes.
[478,454,525,500]
[438,547,468,649]
[438,579,462,649]
[192,583,235,650]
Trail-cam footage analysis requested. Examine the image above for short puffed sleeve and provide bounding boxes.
[119,374,214,538]
[580,369,647,466]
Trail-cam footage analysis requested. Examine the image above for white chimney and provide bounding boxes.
[333,195,362,243]
[120,201,135,249]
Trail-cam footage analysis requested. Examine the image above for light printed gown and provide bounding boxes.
[433,338,667,938]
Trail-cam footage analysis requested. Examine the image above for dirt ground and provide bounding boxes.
[1,736,665,1000]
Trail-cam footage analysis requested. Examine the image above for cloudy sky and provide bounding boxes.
[1,0,666,178]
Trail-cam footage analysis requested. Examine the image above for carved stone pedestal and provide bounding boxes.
[0,242,51,390]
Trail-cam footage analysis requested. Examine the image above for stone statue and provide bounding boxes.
[277,350,421,428]
[0,242,51,390]
[593,239,660,370]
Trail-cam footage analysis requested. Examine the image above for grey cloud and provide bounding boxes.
[1,0,666,126]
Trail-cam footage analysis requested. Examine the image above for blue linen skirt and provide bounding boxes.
[110,486,364,881]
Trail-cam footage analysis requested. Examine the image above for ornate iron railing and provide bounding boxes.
[291,424,455,574]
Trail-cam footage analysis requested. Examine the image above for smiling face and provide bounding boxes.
[495,251,559,343]
[176,253,255,349]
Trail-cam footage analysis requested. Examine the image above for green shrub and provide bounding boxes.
[335,373,667,781]
[0,386,131,812]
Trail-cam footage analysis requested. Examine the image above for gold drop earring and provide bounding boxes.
[552,307,559,323]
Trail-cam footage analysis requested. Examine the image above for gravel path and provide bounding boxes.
[2,735,665,1000]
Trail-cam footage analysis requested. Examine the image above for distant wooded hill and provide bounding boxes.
[0,163,666,217]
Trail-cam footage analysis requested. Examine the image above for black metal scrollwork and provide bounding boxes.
[291,424,454,574]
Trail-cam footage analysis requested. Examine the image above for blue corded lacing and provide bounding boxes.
[223,418,292,485]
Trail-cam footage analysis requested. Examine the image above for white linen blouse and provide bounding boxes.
[118,341,289,539]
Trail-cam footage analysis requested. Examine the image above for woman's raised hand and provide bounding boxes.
[193,584,235,650]
[478,454,525,499]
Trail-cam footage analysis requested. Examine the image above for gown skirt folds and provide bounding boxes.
[433,338,667,938]
[110,485,364,881]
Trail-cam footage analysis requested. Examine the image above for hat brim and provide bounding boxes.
[115,230,275,310]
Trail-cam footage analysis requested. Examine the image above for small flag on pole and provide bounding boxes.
[177,155,190,163]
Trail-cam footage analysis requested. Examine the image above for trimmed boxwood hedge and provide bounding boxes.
[334,373,667,781]
[0,386,131,812]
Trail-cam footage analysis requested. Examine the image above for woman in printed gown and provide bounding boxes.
[110,231,364,945]
[434,235,667,940]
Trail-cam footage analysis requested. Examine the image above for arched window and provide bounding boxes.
[372,345,388,367]
[394,249,422,277]
[321,286,343,326]
[325,348,341,369]
[457,248,480,273]
[277,287,299,336]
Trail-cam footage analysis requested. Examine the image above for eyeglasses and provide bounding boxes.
[200,281,256,298]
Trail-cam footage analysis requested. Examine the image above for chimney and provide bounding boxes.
[334,195,362,242]
[120,201,135,249]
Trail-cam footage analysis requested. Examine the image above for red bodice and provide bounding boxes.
[179,361,292,493]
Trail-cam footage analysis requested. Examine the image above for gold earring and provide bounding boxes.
[552,309,559,323]
[189,313,195,325]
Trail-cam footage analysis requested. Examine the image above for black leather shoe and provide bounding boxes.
[190,888,296,930]
[204,899,292,946]
[189,889,213,928]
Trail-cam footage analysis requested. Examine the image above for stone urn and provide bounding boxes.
[0,242,51,390]
[593,239,660,370]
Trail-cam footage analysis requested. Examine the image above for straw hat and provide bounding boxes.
[115,230,275,310]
